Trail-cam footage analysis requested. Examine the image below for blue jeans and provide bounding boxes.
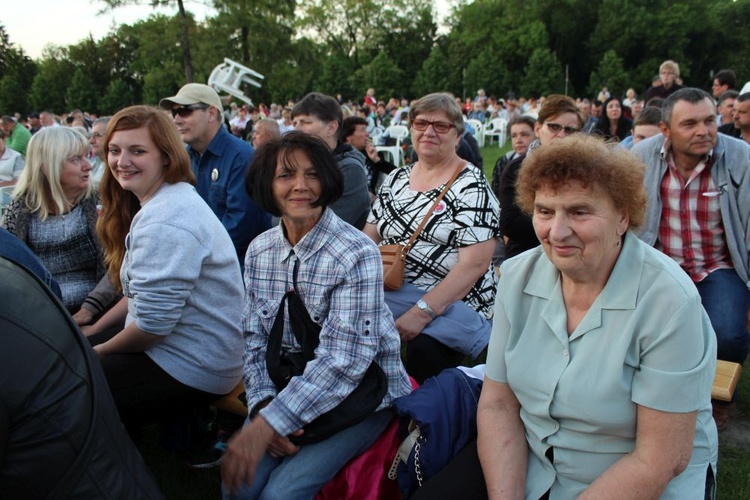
[696,269,750,364]
[385,283,492,359]
[223,410,394,500]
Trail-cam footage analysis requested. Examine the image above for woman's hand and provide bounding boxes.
[79,324,98,337]
[396,306,432,342]
[365,142,381,163]
[72,307,95,326]
[222,416,276,493]
[267,429,303,458]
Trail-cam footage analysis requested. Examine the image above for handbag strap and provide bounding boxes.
[405,162,465,252]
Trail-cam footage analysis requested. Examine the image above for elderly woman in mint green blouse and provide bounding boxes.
[478,134,717,498]
[2,127,117,326]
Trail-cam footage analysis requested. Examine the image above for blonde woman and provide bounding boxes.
[2,127,117,325]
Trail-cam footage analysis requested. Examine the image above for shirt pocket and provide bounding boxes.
[208,181,228,215]
[244,296,281,335]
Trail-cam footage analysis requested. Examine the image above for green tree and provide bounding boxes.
[411,45,456,97]
[588,50,630,98]
[520,47,564,97]
[29,48,75,113]
[98,0,196,83]
[99,78,137,114]
[0,26,36,114]
[66,68,99,112]
[352,51,405,100]
[313,54,357,100]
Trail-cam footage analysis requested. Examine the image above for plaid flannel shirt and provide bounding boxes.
[657,143,733,282]
[242,208,410,437]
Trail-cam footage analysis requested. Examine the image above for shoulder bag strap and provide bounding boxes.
[404,162,465,252]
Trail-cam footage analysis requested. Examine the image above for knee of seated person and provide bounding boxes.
[717,336,750,364]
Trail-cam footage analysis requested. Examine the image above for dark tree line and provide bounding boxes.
[0,0,748,115]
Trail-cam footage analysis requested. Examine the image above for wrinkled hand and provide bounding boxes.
[221,417,276,493]
[395,306,432,342]
[267,429,303,458]
[72,308,95,326]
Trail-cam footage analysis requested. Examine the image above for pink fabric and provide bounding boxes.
[316,378,418,500]
[315,418,402,500]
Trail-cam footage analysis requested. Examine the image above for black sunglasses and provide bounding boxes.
[171,104,209,118]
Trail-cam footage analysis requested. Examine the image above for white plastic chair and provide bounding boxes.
[378,125,410,167]
[207,58,265,107]
[0,183,15,219]
[370,126,385,146]
[484,118,508,147]
[466,118,485,147]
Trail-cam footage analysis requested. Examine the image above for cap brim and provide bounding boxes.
[159,96,201,109]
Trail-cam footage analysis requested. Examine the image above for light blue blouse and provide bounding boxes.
[485,232,718,499]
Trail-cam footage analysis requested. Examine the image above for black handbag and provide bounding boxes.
[265,261,388,445]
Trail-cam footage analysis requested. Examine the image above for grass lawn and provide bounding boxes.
[139,143,750,498]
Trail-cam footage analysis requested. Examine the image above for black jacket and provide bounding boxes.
[0,256,163,499]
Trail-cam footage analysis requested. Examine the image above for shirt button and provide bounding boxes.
[365,320,371,325]
[563,349,569,357]
[262,310,268,315]
[364,330,370,335]
[314,316,320,321]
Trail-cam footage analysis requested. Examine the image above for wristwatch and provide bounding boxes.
[416,299,436,320]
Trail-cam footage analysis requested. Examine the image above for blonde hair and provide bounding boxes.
[13,127,93,220]
[660,60,680,79]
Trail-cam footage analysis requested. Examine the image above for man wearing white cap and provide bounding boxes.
[160,83,270,263]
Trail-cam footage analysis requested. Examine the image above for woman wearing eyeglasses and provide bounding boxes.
[2,127,119,325]
[364,93,500,383]
[499,94,584,260]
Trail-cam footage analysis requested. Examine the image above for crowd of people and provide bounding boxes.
[0,58,749,499]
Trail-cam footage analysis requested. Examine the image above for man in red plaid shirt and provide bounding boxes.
[632,88,750,430]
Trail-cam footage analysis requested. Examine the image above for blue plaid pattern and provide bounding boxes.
[242,208,411,437]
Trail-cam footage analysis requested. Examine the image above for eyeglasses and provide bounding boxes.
[171,104,209,118]
[411,119,456,134]
[545,122,579,136]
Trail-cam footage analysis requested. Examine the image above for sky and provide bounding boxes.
[4,0,455,60]
[4,1,214,59]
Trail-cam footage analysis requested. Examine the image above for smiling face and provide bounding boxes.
[661,98,717,164]
[60,150,92,200]
[273,149,322,235]
[410,110,461,162]
[108,126,167,203]
[533,181,628,284]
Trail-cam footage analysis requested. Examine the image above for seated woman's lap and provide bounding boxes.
[224,410,394,500]
[97,351,219,428]
[384,283,491,382]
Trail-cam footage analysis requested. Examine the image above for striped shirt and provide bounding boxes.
[657,142,733,282]
[242,208,411,437]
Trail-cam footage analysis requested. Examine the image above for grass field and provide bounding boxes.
[140,143,750,498]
